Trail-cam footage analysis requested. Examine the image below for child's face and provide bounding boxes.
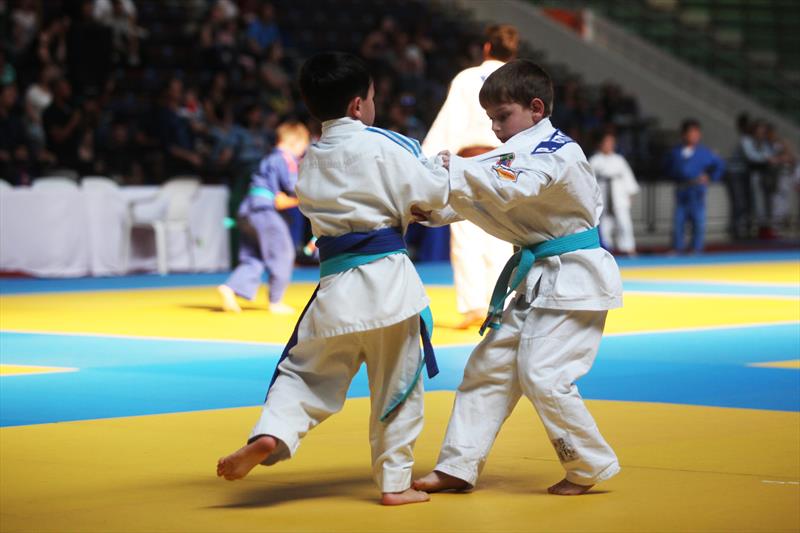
[484,99,540,142]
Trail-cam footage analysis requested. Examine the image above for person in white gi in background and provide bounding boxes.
[414,60,622,496]
[589,131,639,255]
[421,24,516,329]
[217,52,450,506]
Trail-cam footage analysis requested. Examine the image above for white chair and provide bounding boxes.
[31,177,81,190]
[129,177,200,275]
[82,176,132,275]
[0,179,12,190]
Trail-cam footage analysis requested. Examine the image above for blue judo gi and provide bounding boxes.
[665,143,725,252]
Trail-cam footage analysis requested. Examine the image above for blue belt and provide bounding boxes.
[481,227,601,335]
[267,227,438,421]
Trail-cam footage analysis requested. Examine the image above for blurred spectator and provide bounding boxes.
[10,0,40,60]
[33,15,68,70]
[96,117,142,183]
[666,119,726,253]
[0,82,32,184]
[725,112,752,239]
[93,0,144,66]
[766,123,797,234]
[66,0,113,97]
[155,77,203,176]
[246,2,280,57]
[42,77,82,171]
[589,131,639,255]
[0,50,17,85]
[741,119,779,239]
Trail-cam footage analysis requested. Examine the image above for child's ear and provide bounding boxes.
[347,95,363,120]
[530,98,545,121]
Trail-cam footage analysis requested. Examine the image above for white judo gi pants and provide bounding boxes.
[249,314,424,493]
[435,293,620,486]
[451,220,514,314]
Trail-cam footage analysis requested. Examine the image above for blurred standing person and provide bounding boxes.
[589,131,639,255]
[743,120,778,239]
[725,113,752,239]
[421,24,517,329]
[666,119,725,253]
[42,77,82,172]
[766,124,798,233]
[0,82,32,184]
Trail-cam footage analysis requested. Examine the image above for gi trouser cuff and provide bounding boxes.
[433,462,477,488]
[565,461,621,486]
[380,469,413,494]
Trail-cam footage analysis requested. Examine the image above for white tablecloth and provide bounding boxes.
[0,186,230,277]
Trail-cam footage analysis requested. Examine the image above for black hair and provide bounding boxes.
[681,118,701,134]
[479,59,554,116]
[299,52,371,122]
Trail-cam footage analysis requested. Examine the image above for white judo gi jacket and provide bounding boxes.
[295,117,451,340]
[447,118,623,310]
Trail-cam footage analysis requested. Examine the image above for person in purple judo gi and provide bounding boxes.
[217,121,310,314]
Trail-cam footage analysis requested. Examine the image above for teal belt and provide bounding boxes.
[481,227,601,335]
[249,186,276,200]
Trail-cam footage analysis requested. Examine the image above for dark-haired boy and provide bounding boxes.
[217,52,450,506]
[415,60,623,496]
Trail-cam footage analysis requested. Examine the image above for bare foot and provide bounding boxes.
[218,285,241,313]
[412,470,470,492]
[216,435,277,481]
[547,478,594,495]
[269,302,295,315]
[455,310,485,330]
[381,488,430,506]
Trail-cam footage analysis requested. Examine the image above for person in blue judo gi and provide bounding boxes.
[666,119,725,253]
[217,121,310,314]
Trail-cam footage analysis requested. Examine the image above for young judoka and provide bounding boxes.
[216,52,450,506]
[414,59,623,496]
[217,122,310,314]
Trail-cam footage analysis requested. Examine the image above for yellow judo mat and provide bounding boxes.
[1,255,799,532]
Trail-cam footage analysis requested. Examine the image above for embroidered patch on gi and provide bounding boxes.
[552,437,580,463]
[531,130,574,154]
[491,153,521,182]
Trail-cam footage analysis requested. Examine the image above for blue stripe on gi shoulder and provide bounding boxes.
[365,127,422,158]
[531,129,574,155]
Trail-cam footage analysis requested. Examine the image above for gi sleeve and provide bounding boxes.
[378,144,452,217]
[275,155,297,195]
[448,152,552,212]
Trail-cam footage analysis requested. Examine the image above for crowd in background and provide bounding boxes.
[1,0,797,249]
[727,113,798,240]
[1,0,652,187]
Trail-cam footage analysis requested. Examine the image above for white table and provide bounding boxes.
[0,186,231,277]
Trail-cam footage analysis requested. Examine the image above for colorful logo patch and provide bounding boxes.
[491,153,521,182]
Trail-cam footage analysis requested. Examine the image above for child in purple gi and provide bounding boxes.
[218,122,310,313]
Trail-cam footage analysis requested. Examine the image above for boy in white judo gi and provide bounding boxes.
[217,52,450,506]
[217,122,310,314]
[589,131,639,255]
[414,59,623,496]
